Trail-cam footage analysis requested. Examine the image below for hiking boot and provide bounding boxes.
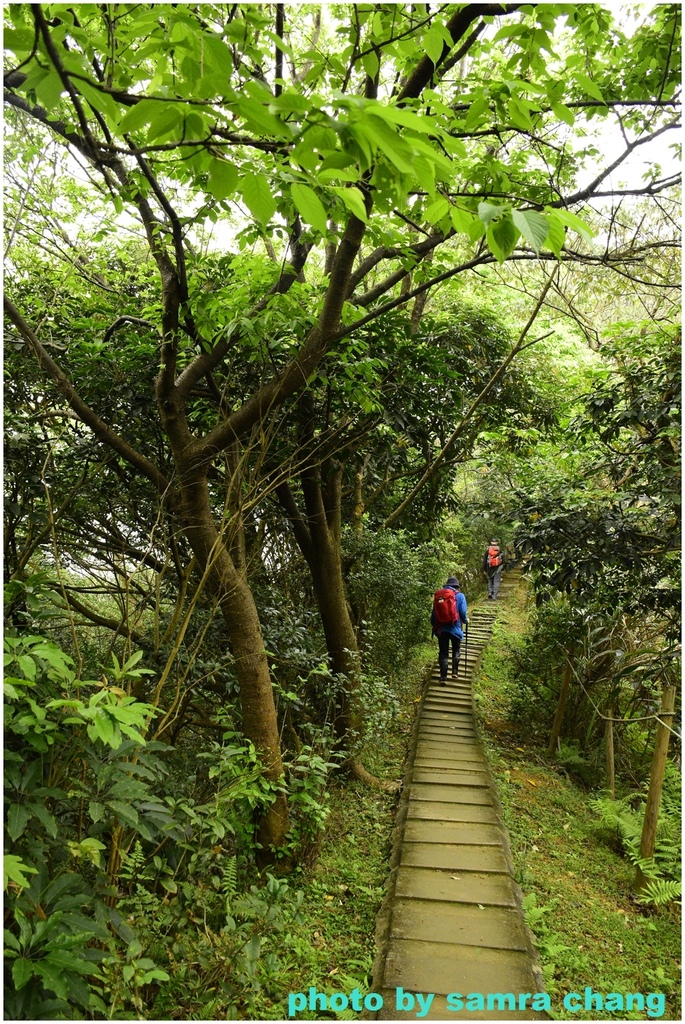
[451,659,460,679]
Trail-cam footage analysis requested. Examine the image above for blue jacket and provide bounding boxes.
[431,587,468,640]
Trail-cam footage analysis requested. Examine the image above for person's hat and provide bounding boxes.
[445,576,460,588]
[490,538,498,544]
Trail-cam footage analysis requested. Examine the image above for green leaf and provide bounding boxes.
[291,183,328,234]
[34,959,69,1000]
[478,201,506,227]
[207,159,239,200]
[34,73,65,111]
[554,208,594,241]
[45,949,95,975]
[236,94,289,138]
[450,207,477,234]
[7,803,31,842]
[512,209,549,252]
[17,655,36,681]
[4,855,38,891]
[361,50,379,80]
[29,802,58,837]
[4,28,36,55]
[363,115,415,174]
[487,217,520,262]
[551,101,575,126]
[12,957,36,990]
[375,105,437,135]
[331,186,368,223]
[119,99,166,135]
[411,155,435,198]
[243,933,261,962]
[464,95,490,131]
[423,24,445,66]
[67,838,107,868]
[88,800,106,822]
[576,72,606,104]
[92,708,116,746]
[107,800,140,827]
[202,33,234,78]
[76,79,119,123]
[508,97,533,130]
[240,173,276,225]
[545,212,566,257]
[425,196,450,224]
[145,105,184,142]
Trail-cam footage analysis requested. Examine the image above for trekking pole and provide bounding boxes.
[464,623,468,676]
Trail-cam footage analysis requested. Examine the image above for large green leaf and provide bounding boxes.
[360,115,416,175]
[118,98,167,135]
[512,209,550,252]
[6,802,31,841]
[76,79,120,123]
[554,208,594,241]
[331,186,368,223]
[240,173,276,225]
[208,159,239,200]
[545,212,567,256]
[3,855,38,891]
[487,217,520,263]
[12,957,36,990]
[291,183,328,234]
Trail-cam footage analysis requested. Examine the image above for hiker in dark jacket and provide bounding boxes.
[431,577,468,682]
[482,538,504,600]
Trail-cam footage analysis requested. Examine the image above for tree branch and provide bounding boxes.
[397,5,521,102]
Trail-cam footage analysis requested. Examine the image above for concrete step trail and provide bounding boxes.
[370,570,547,1020]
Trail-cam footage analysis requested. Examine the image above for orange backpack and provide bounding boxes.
[487,545,503,568]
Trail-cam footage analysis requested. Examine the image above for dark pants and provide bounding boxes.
[438,632,462,679]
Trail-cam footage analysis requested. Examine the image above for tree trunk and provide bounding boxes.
[179,473,290,861]
[302,464,362,745]
[634,683,677,895]
[547,657,573,757]
[605,704,615,799]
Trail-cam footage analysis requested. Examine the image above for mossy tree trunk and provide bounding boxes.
[547,657,573,758]
[634,683,677,895]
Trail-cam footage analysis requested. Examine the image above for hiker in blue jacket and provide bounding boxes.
[431,576,468,683]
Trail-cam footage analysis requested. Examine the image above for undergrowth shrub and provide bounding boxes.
[3,609,316,1019]
[591,762,682,905]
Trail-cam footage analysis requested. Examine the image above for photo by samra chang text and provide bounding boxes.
[287,985,668,1019]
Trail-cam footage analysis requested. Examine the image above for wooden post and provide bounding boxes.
[605,705,615,799]
[547,658,573,757]
[634,684,677,895]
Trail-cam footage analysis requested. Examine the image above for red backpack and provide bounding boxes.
[487,545,503,568]
[433,587,459,626]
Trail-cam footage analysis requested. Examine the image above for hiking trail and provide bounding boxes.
[370,569,548,1020]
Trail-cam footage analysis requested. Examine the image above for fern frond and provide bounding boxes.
[636,878,682,907]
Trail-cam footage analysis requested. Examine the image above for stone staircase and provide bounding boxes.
[370,573,547,1020]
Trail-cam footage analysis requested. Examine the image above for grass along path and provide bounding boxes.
[473,585,681,1021]
[249,650,429,1020]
